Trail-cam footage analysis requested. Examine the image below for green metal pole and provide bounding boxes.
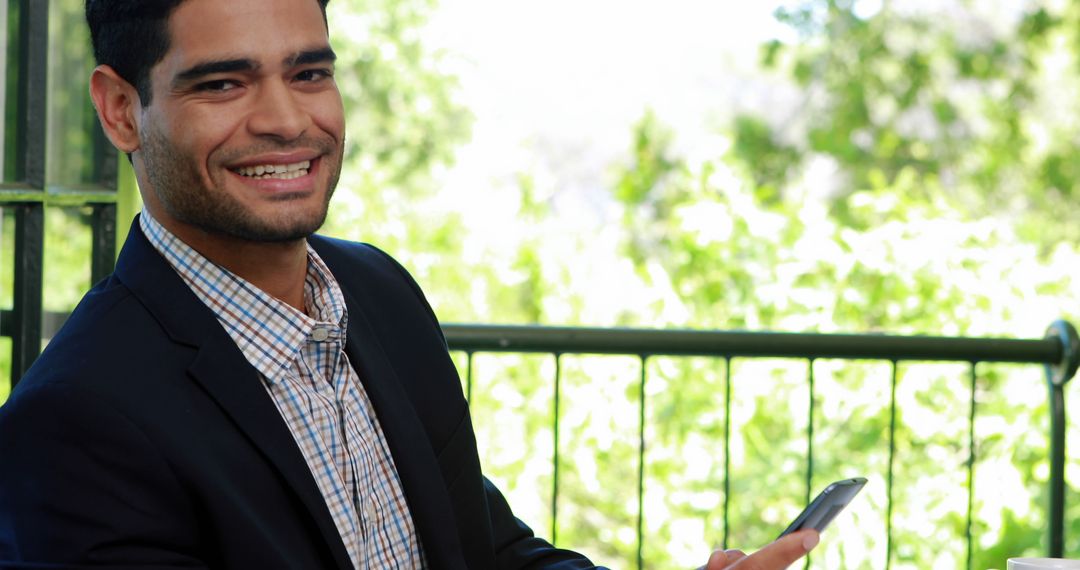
[1045,320,1079,558]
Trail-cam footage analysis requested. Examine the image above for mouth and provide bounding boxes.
[231,159,312,180]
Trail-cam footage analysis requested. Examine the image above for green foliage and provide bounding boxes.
[464,353,559,541]
[613,110,680,208]
[554,357,644,563]
[729,115,800,204]
[576,8,1080,558]
[591,102,1080,565]
[330,0,470,192]
[323,0,472,258]
[46,0,99,187]
[3,0,19,182]
[736,0,1080,249]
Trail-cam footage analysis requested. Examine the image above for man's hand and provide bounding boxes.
[701,530,820,570]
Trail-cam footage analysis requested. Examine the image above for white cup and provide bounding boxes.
[1009,558,1080,569]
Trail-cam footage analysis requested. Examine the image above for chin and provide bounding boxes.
[265,214,329,241]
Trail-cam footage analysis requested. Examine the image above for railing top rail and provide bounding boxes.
[442,323,1067,367]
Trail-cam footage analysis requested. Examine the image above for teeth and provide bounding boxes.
[234,160,311,179]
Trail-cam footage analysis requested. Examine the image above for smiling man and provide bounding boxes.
[100,0,346,309]
[0,0,817,568]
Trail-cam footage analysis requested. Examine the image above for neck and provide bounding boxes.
[168,223,310,313]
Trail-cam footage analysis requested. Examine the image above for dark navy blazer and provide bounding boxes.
[0,218,599,569]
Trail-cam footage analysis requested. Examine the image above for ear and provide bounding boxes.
[89,65,143,154]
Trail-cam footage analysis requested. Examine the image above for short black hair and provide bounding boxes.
[85,0,331,106]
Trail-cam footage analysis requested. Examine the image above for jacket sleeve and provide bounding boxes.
[0,381,208,569]
[483,477,607,570]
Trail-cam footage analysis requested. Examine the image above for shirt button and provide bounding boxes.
[311,328,330,342]
[364,503,376,521]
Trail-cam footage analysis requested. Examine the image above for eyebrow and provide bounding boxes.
[286,47,337,67]
[173,58,259,87]
[171,47,337,88]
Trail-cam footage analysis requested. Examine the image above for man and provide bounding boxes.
[0,0,819,568]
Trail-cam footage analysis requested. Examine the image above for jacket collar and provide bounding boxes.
[113,217,354,570]
[310,236,470,570]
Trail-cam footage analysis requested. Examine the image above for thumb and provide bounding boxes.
[732,530,820,570]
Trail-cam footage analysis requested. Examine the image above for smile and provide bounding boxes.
[233,160,311,180]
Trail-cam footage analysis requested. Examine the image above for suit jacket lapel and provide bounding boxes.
[336,285,468,570]
[113,219,353,570]
[185,341,353,570]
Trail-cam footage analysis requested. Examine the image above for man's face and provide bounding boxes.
[134,0,344,243]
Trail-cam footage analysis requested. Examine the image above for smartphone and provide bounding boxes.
[778,477,867,538]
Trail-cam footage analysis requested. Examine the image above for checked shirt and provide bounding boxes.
[140,211,425,569]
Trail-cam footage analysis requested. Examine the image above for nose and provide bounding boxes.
[246,80,312,141]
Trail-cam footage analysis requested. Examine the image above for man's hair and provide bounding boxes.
[85,0,331,106]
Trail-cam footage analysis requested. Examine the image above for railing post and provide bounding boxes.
[90,203,118,284]
[7,0,49,387]
[1044,320,1079,558]
[551,352,562,546]
[12,203,44,383]
[636,355,647,570]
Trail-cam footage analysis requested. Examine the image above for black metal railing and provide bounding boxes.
[5,311,1076,567]
[444,321,1080,569]
[1,0,119,386]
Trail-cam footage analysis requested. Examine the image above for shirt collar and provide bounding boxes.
[139,209,349,384]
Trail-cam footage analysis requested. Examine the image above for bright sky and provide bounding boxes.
[422,1,797,211]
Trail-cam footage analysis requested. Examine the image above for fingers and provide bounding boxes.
[729,530,820,570]
[703,548,749,570]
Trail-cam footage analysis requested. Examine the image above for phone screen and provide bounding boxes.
[778,477,867,538]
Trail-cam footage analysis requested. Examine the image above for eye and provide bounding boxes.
[295,68,333,83]
[196,79,240,93]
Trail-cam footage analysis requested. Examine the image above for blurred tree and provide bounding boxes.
[731,0,1080,249]
[594,3,1080,560]
[603,97,1079,570]
[322,0,473,256]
